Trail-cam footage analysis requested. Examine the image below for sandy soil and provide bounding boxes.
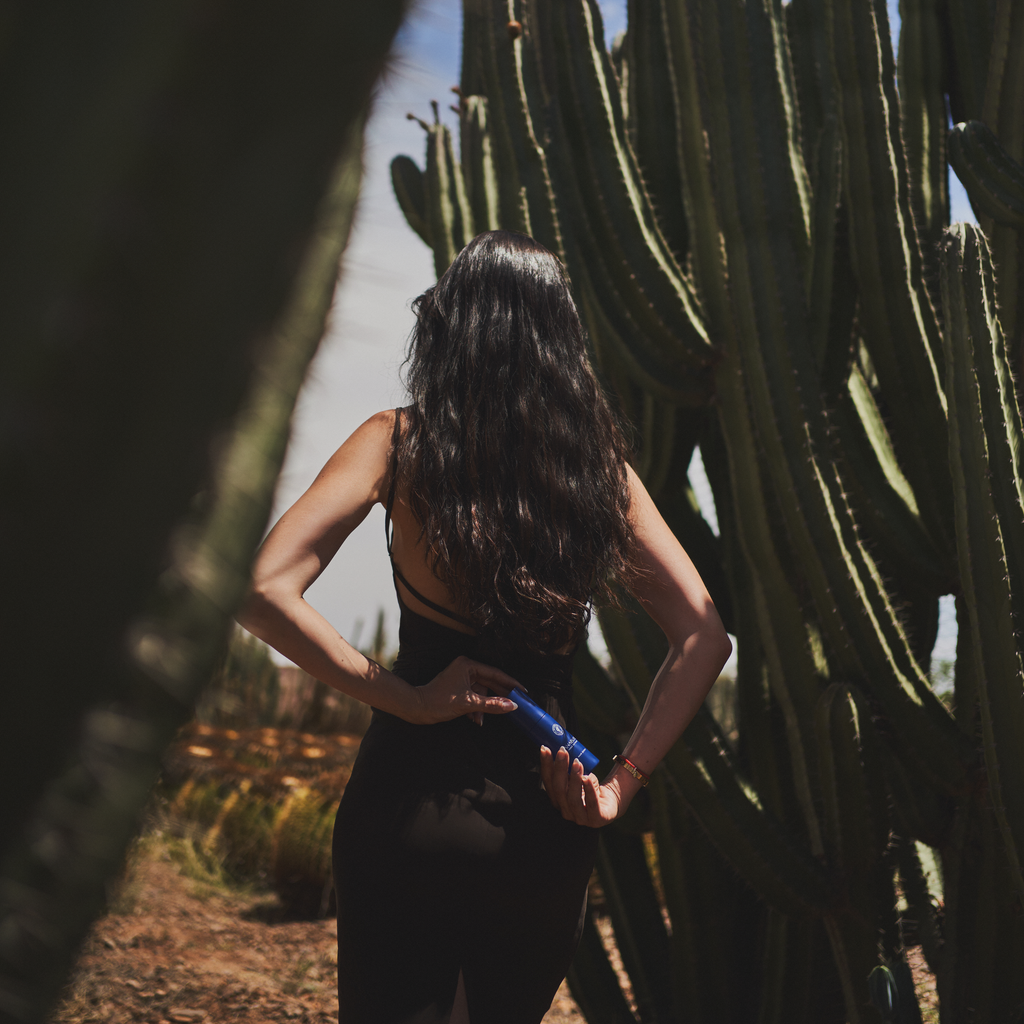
[48,838,938,1024]
[48,844,584,1024]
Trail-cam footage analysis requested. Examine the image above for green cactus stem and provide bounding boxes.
[941,222,1024,905]
[948,120,1024,229]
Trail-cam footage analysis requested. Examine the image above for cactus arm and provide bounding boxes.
[648,783,705,1020]
[460,0,487,97]
[459,96,501,232]
[898,0,950,245]
[621,0,689,258]
[787,0,860,398]
[390,154,433,247]
[652,470,734,633]
[500,0,568,249]
[444,122,475,250]
[980,0,1024,140]
[506,1,714,403]
[712,364,831,847]
[807,116,842,365]
[559,0,705,344]
[413,114,473,274]
[768,0,814,266]
[730,583,793,828]
[942,0,991,122]
[978,2,1024,360]
[816,684,904,1024]
[829,375,946,593]
[533,0,712,371]
[785,0,824,169]
[815,687,892,903]
[752,578,825,856]
[411,114,474,273]
[652,779,771,1023]
[510,0,571,251]
[659,0,734,340]
[941,223,1024,904]
[568,243,714,404]
[947,120,1024,229]
[460,0,540,238]
[949,230,1024,630]
[807,452,969,781]
[966,241,1024,631]
[424,118,459,276]
[595,605,657,713]
[818,216,860,404]
[847,364,921,520]
[636,394,675,499]
[831,0,952,553]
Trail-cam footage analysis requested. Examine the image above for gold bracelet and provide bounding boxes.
[613,754,651,787]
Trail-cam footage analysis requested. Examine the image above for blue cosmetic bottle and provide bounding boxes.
[506,687,600,775]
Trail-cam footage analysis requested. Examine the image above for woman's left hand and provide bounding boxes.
[538,746,629,827]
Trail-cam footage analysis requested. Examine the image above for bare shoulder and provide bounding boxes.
[344,408,399,452]
[308,409,398,507]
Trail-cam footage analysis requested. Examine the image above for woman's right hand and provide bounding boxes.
[407,656,523,725]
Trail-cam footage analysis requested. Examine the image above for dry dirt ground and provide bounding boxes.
[48,833,936,1024]
[48,841,585,1024]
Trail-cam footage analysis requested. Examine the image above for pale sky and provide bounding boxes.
[266,0,964,667]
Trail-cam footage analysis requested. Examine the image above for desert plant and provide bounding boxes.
[391,1,1024,1020]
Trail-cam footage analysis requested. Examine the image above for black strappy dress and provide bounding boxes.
[332,413,600,1024]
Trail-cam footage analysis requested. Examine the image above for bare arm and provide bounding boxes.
[236,410,519,725]
[540,463,732,825]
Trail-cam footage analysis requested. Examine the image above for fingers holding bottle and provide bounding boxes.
[539,745,620,827]
[412,655,522,724]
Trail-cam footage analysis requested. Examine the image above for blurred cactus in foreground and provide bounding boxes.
[0,2,408,1020]
[392,0,1024,1020]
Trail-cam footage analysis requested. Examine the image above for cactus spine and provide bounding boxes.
[393,0,1024,1019]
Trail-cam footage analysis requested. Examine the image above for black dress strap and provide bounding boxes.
[384,409,476,630]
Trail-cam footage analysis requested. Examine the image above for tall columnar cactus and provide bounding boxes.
[392,1,1024,1020]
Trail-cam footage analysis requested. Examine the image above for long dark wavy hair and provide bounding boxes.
[398,230,637,653]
